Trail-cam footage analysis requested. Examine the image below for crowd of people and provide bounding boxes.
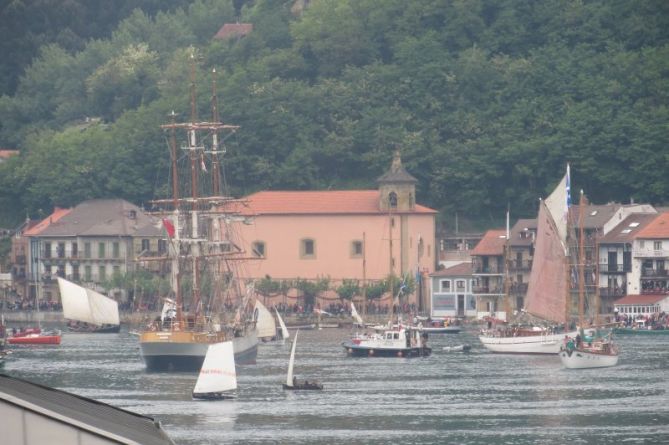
[615,311,669,330]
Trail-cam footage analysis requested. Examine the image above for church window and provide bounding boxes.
[300,239,316,259]
[351,240,363,258]
[252,241,266,258]
[389,192,398,209]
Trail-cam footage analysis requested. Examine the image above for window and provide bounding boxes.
[84,265,92,281]
[98,265,106,281]
[98,242,105,259]
[113,242,120,258]
[158,239,167,254]
[456,280,466,291]
[71,242,78,258]
[57,242,65,258]
[654,241,662,251]
[351,240,363,258]
[44,242,52,258]
[440,280,451,292]
[84,242,91,258]
[252,241,266,258]
[388,192,398,208]
[113,265,121,277]
[72,265,80,281]
[141,239,150,252]
[301,239,315,258]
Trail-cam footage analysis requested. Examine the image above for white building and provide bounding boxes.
[429,262,476,318]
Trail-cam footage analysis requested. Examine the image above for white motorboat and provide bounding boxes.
[342,326,431,358]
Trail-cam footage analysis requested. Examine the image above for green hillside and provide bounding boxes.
[0,0,667,229]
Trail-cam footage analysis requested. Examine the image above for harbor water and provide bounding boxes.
[4,327,669,444]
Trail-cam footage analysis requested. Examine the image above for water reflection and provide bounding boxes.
[3,327,669,444]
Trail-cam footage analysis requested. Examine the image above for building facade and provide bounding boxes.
[23,199,163,304]
[232,151,437,311]
[429,262,476,318]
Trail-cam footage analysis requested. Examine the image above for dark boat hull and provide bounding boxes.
[283,383,323,390]
[342,342,431,358]
[68,324,120,334]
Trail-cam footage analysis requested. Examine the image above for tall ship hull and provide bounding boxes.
[140,330,258,372]
[479,330,579,354]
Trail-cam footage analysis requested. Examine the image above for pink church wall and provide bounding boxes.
[234,213,435,283]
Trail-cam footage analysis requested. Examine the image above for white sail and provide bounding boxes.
[193,341,237,395]
[351,302,364,325]
[286,330,299,387]
[160,298,176,322]
[275,307,290,340]
[58,277,119,326]
[255,300,277,338]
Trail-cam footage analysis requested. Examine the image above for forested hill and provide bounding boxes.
[0,0,667,228]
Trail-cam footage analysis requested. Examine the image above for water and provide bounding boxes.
[4,328,669,444]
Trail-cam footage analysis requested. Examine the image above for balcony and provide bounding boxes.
[599,287,626,298]
[641,268,668,278]
[472,264,504,274]
[472,285,504,295]
[599,263,628,274]
[509,283,528,294]
[508,260,532,272]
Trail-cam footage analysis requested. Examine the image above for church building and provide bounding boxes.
[234,151,437,308]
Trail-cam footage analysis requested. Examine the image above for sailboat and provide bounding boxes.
[559,191,619,369]
[58,277,120,333]
[137,58,258,372]
[283,330,323,390]
[192,341,237,399]
[275,307,290,342]
[479,166,579,354]
[350,301,364,327]
[255,300,277,342]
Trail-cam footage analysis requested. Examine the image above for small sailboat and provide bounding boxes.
[255,300,277,342]
[351,301,364,327]
[282,330,323,391]
[192,341,237,400]
[559,332,619,369]
[58,277,120,333]
[275,308,290,342]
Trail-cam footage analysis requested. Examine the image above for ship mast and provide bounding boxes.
[578,190,586,328]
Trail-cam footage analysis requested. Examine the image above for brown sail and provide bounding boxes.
[524,171,570,325]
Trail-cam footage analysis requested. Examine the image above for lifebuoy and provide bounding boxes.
[397,351,403,357]
[369,349,374,356]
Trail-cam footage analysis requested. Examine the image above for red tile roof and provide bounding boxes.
[470,229,507,256]
[238,190,436,215]
[431,262,472,277]
[0,149,19,159]
[636,211,669,239]
[599,213,658,244]
[24,207,72,236]
[213,23,253,40]
[613,294,668,305]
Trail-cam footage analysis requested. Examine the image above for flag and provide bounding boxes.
[566,163,572,209]
[163,218,175,238]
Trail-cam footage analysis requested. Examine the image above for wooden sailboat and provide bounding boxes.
[275,308,290,342]
[137,58,258,372]
[559,191,619,369]
[282,330,322,390]
[58,277,120,333]
[479,166,579,354]
[192,341,237,400]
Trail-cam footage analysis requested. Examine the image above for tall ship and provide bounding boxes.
[138,59,258,372]
[479,166,578,353]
